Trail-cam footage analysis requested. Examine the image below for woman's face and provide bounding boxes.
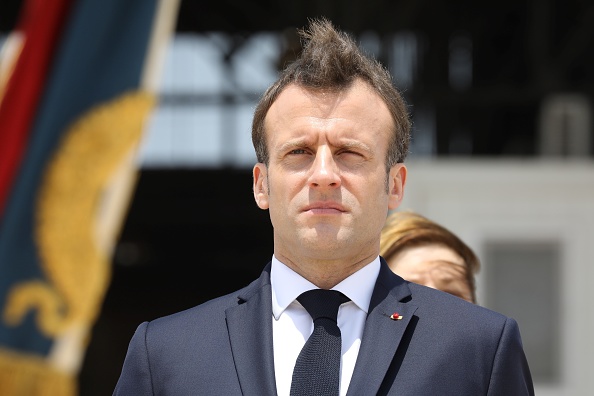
[386,244,473,303]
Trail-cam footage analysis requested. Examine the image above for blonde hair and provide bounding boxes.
[380,211,480,303]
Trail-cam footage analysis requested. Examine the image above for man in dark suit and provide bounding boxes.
[113,17,534,395]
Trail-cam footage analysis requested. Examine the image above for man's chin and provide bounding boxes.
[299,231,354,252]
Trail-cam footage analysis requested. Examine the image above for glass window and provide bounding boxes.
[483,241,561,384]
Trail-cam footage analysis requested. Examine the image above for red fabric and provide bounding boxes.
[0,0,74,217]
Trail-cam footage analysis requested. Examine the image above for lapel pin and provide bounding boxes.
[390,312,403,320]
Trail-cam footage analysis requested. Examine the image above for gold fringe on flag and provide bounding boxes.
[0,347,76,396]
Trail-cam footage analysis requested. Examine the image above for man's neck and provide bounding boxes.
[273,251,377,289]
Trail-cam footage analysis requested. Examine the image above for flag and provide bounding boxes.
[0,0,74,218]
[0,0,180,394]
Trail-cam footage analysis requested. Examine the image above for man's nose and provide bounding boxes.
[308,147,341,188]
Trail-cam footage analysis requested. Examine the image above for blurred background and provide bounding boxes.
[1,0,593,395]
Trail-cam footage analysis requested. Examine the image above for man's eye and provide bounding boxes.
[289,149,307,155]
[339,150,364,158]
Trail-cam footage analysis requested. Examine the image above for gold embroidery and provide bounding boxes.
[3,280,64,335]
[0,347,76,396]
[2,91,155,338]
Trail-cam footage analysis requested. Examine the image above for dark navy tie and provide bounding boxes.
[290,289,350,396]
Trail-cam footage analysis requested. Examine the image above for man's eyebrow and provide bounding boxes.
[275,138,372,155]
[277,139,309,152]
[339,140,371,152]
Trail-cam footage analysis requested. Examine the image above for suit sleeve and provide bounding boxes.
[487,317,535,396]
[113,322,154,396]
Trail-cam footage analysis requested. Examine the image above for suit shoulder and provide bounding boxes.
[144,275,268,333]
[408,281,511,325]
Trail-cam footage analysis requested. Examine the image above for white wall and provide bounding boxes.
[398,158,594,396]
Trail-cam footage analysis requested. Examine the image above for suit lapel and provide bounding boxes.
[225,260,417,395]
[226,264,277,396]
[346,261,418,396]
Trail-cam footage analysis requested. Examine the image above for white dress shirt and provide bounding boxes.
[271,255,380,396]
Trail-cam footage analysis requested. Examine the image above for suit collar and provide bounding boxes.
[226,262,277,396]
[226,260,417,396]
[346,258,418,395]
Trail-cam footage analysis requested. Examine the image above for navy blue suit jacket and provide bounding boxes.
[113,260,534,395]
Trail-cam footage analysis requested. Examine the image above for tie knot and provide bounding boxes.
[297,289,350,322]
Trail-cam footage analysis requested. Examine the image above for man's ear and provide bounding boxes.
[388,164,407,210]
[253,163,269,210]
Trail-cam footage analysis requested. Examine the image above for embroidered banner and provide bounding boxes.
[0,0,179,394]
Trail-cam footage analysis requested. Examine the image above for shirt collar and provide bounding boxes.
[271,255,380,320]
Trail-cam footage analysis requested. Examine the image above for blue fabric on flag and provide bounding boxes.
[0,0,159,357]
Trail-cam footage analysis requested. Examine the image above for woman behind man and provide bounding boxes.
[380,211,480,303]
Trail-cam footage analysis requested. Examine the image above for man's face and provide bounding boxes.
[253,79,406,263]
